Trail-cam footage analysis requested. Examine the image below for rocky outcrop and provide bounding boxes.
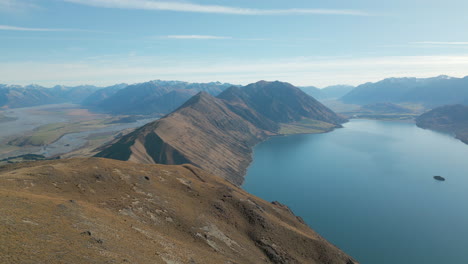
[0,158,358,264]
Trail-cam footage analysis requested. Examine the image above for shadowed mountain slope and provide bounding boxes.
[96,81,346,184]
[416,104,468,144]
[0,158,358,264]
[219,81,346,124]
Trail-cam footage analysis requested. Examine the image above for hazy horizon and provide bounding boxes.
[1,74,467,90]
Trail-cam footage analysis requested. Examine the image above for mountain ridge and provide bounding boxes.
[0,157,358,264]
[92,81,235,115]
[96,81,346,185]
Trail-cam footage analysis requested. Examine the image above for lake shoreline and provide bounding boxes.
[243,119,468,264]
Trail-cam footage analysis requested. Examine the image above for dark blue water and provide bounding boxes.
[243,119,468,264]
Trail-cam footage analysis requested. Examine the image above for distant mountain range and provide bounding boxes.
[416,104,468,144]
[96,81,346,184]
[0,84,101,108]
[300,85,354,100]
[341,75,468,106]
[0,80,233,112]
[89,80,234,115]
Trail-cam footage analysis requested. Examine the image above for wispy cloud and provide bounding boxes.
[0,24,106,33]
[411,41,468,45]
[163,35,232,40]
[0,0,39,12]
[0,25,68,32]
[64,0,370,16]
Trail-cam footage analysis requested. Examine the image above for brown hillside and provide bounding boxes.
[97,92,271,185]
[96,81,346,185]
[0,158,357,264]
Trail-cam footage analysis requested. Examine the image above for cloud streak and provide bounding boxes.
[64,0,370,16]
[0,25,68,32]
[163,35,232,40]
[411,41,468,45]
[0,0,39,12]
[0,24,106,33]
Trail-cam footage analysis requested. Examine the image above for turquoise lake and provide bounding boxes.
[243,119,468,264]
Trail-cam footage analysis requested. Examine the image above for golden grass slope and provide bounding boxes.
[0,158,357,264]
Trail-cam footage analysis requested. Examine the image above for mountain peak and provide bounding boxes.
[97,80,345,183]
[175,91,216,110]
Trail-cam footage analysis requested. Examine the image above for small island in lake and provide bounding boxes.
[434,176,446,181]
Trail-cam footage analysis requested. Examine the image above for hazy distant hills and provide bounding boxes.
[89,80,234,115]
[341,75,468,106]
[0,84,100,108]
[81,83,128,106]
[301,85,354,100]
[4,74,468,112]
[416,104,468,144]
[359,102,413,114]
[96,81,346,184]
[0,80,233,111]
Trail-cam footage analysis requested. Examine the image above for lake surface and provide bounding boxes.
[243,119,468,264]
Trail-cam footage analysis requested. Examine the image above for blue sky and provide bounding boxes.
[1,0,468,87]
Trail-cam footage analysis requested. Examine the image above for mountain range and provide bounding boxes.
[4,74,468,114]
[0,84,101,108]
[96,81,346,185]
[341,75,468,106]
[0,81,233,112]
[84,80,233,115]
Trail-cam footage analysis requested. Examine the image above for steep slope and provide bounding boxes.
[218,81,347,124]
[0,158,357,264]
[97,92,270,184]
[95,80,233,115]
[416,104,468,144]
[341,75,468,106]
[97,81,346,184]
